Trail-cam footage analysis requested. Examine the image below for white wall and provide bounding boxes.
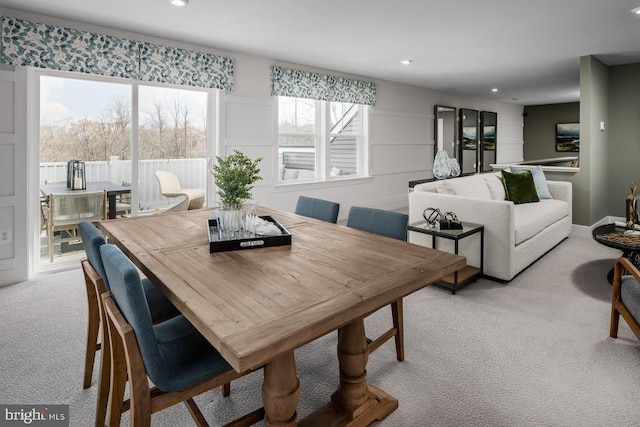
[223,54,524,217]
[0,7,524,283]
[0,69,28,285]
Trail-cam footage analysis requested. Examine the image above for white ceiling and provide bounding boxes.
[2,0,640,105]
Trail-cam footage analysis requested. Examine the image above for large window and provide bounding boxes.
[277,96,365,182]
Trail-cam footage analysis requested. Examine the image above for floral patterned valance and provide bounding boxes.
[270,65,376,106]
[1,16,234,90]
[140,43,233,89]
[1,16,139,78]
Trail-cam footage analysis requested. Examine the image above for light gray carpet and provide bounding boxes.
[1,235,639,426]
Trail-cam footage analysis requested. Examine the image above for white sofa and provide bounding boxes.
[408,172,572,281]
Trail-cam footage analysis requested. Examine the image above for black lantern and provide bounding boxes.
[67,160,86,190]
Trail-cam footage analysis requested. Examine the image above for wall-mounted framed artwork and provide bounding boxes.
[555,122,580,152]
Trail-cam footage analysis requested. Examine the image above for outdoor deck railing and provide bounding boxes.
[40,157,208,209]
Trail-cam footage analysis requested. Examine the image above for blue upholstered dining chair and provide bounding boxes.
[610,257,640,341]
[295,195,340,223]
[100,244,264,426]
[346,206,409,361]
[77,221,181,427]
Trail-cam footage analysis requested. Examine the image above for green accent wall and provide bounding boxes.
[526,58,640,226]
[580,55,609,226]
[523,103,579,161]
[606,62,640,218]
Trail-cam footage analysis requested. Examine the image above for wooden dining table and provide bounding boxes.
[99,207,465,426]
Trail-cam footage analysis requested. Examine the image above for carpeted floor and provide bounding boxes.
[1,235,639,426]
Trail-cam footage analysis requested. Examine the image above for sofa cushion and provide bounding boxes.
[502,170,540,204]
[621,276,640,324]
[511,165,552,199]
[436,176,492,200]
[514,199,568,245]
[484,173,506,200]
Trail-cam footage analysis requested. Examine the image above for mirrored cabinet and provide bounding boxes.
[431,105,498,177]
[480,111,497,172]
[434,105,457,160]
[459,108,479,174]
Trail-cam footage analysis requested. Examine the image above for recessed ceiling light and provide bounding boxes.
[171,0,189,6]
[400,59,412,65]
[632,6,640,14]
[491,88,499,93]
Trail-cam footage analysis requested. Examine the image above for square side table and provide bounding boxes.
[408,221,484,294]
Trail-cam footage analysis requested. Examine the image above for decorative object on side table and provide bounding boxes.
[449,157,461,177]
[422,207,462,230]
[211,150,262,235]
[433,150,452,179]
[626,181,638,230]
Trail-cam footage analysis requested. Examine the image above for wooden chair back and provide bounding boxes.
[611,257,640,340]
[295,196,340,223]
[346,206,408,361]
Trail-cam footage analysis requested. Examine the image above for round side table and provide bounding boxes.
[592,223,640,283]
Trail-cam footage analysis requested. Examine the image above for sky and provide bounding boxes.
[40,75,208,127]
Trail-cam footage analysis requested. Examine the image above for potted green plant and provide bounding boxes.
[211,150,262,233]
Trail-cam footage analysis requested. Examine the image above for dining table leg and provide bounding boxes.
[300,317,398,426]
[332,318,372,414]
[262,351,299,427]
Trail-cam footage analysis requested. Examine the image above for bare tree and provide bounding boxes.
[146,100,166,160]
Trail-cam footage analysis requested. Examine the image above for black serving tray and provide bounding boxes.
[207,215,292,253]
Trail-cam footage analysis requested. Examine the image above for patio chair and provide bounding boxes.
[346,206,408,361]
[100,244,264,427]
[295,195,340,223]
[610,257,640,340]
[47,190,107,262]
[115,181,131,217]
[155,171,205,211]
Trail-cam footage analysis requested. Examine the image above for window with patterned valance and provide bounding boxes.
[0,16,234,90]
[270,65,376,106]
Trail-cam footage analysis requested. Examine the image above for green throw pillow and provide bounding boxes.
[501,170,540,204]
[510,165,552,199]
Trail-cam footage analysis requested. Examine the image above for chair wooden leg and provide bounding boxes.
[222,382,231,397]
[95,340,110,426]
[122,324,152,427]
[184,398,209,427]
[107,328,127,427]
[95,313,111,427]
[391,299,404,361]
[84,278,101,389]
[48,231,54,263]
[610,304,620,338]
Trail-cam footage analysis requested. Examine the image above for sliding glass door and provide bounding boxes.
[137,85,208,213]
[36,71,212,268]
[38,74,131,266]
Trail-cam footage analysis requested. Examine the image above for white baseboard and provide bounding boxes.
[570,216,625,238]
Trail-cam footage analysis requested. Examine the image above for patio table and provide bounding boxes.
[40,181,130,219]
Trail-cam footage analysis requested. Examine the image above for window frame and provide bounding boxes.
[276,96,368,185]
[29,67,216,273]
